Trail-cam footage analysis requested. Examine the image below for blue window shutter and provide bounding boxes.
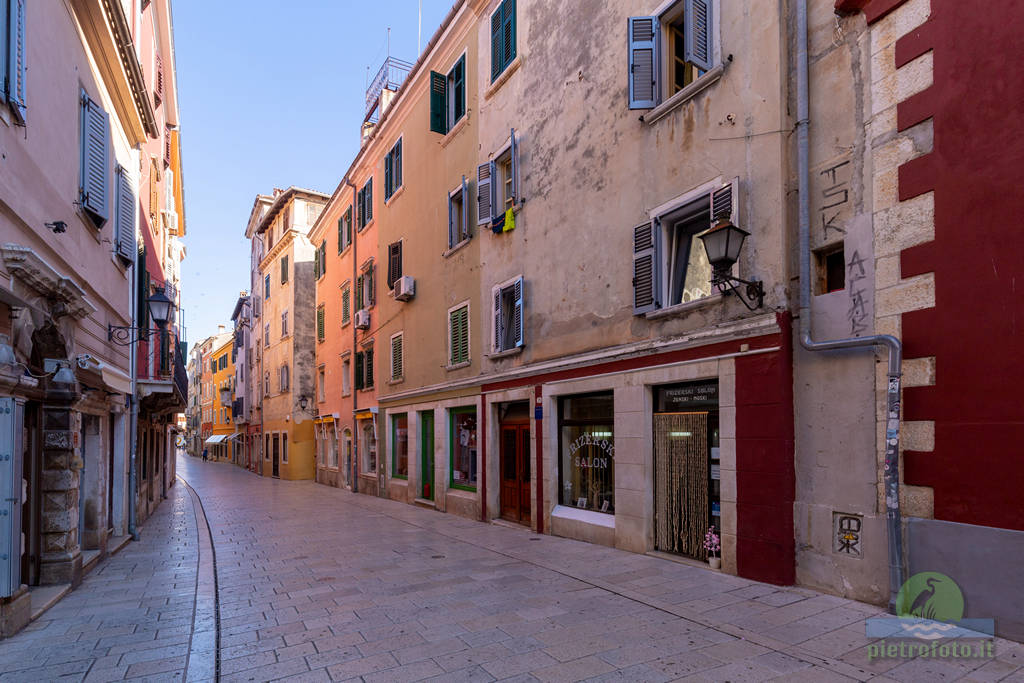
[79,92,109,227]
[502,0,516,66]
[0,0,8,106]
[632,221,660,314]
[628,17,658,109]
[513,277,524,347]
[8,0,26,123]
[476,162,492,226]
[114,167,136,263]
[685,0,712,72]
[509,128,518,204]
[492,288,501,352]
[461,175,469,241]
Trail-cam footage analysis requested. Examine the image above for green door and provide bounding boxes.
[420,411,434,500]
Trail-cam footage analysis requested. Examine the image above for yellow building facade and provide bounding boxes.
[207,336,235,461]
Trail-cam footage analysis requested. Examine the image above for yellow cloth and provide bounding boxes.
[503,207,515,232]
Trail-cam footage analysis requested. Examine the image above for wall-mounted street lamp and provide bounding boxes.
[298,396,309,411]
[108,291,173,345]
[698,218,765,310]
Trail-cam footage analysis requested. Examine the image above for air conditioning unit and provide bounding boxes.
[354,309,370,329]
[394,275,415,302]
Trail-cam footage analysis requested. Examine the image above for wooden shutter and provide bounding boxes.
[281,255,288,283]
[387,242,402,289]
[345,208,352,244]
[354,351,364,390]
[164,128,172,168]
[367,264,375,305]
[710,178,738,224]
[628,16,658,109]
[430,71,447,133]
[384,150,393,199]
[633,221,660,314]
[684,0,712,72]
[365,178,373,223]
[355,275,363,310]
[394,139,402,189]
[155,52,164,105]
[490,6,503,81]
[320,242,327,276]
[80,92,109,226]
[8,0,26,123]
[513,277,524,347]
[501,0,516,67]
[391,335,403,379]
[365,346,374,387]
[477,162,493,226]
[342,285,350,323]
[509,128,519,205]
[114,167,137,264]
[317,306,324,341]
[493,288,502,352]
[337,216,344,252]
[314,249,320,279]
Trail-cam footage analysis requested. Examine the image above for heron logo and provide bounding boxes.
[895,572,963,622]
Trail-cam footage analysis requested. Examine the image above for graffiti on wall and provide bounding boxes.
[819,159,851,239]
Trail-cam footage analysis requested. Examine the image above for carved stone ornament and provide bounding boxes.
[1,244,97,320]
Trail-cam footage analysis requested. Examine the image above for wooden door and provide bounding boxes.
[500,424,531,524]
[420,411,434,500]
[272,434,280,477]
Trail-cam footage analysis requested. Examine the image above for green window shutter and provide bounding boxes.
[684,0,712,72]
[391,335,402,379]
[502,0,516,67]
[452,57,466,123]
[317,306,324,341]
[342,285,350,323]
[365,346,374,388]
[314,249,320,279]
[395,139,402,190]
[337,216,344,252]
[281,255,288,283]
[354,351,364,390]
[367,264,376,305]
[384,151,393,199]
[345,207,352,243]
[490,5,503,81]
[429,71,447,133]
[320,243,326,276]
[366,178,373,222]
[355,275,363,310]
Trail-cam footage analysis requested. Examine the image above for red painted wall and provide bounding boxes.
[734,312,795,585]
[892,2,1024,531]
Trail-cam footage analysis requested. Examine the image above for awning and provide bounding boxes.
[204,435,227,445]
[354,410,375,420]
[101,365,132,394]
[229,431,244,441]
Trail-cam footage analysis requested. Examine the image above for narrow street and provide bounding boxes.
[0,455,1018,682]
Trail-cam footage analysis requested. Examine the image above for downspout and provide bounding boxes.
[128,241,139,541]
[795,0,904,612]
[346,178,359,494]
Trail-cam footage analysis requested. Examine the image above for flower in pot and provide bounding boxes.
[704,526,722,570]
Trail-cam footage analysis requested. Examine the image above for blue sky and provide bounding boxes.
[175,0,452,347]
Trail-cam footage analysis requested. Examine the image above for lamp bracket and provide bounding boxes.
[711,270,765,311]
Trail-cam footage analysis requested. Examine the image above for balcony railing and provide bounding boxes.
[365,56,413,123]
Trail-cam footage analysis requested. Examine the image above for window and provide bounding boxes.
[357,178,373,229]
[386,242,402,289]
[341,284,351,325]
[264,371,270,395]
[279,364,289,392]
[282,433,288,463]
[492,277,524,352]
[449,407,477,489]
[306,201,320,226]
[318,366,325,402]
[281,310,288,337]
[390,332,403,380]
[632,181,734,314]
[338,207,353,252]
[79,90,110,228]
[384,138,403,201]
[4,0,26,123]
[558,392,615,513]
[628,0,713,110]
[218,355,227,370]
[280,255,289,284]
[392,413,408,479]
[264,274,270,299]
[448,304,470,366]
[342,357,351,395]
[429,55,466,135]
[362,419,376,473]
[314,241,327,279]
[316,305,325,342]
[355,262,376,310]
[354,345,374,390]
[476,130,518,228]
[264,323,270,347]
[447,177,470,248]
[490,0,516,82]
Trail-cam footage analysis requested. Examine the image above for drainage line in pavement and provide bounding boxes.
[178,476,222,682]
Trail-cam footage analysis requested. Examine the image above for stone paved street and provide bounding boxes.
[0,454,1021,682]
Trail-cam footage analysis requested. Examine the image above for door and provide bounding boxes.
[653,412,711,559]
[500,424,531,525]
[272,434,280,477]
[21,403,40,586]
[420,411,434,500]
[107,417,114,533]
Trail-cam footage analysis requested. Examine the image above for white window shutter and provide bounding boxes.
[628,16,658,109]
[115,167,137,264]
[477,162,492,226]
[79,93,109,226]
[493,287,502,352]
[513,277,524,347]
[632,221,660,314]
[684,0,713,72]
[9,0,26,123]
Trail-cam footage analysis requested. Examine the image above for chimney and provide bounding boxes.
[218,325,226,334]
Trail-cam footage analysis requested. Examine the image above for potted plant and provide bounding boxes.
[704,526,721,570]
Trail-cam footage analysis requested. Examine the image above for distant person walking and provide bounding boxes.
[202,448,208,462]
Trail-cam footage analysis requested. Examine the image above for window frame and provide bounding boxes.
[448,406,478,491]
[357,177,373,230]
[390,331,403,381]
[281,310,288,337]
[447,302,471,368]
[338,206,353,252]
[384,137,403,202]
[386,240,403,290]
[391,412,409,480]
[447,176,470,249]
[492,276,524,353]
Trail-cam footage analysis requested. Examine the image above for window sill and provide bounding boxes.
[448,484,477,495]
[488,346,523,360]
[439,112,471,148]
[552,504,616,528]
[358,219,375,233]
[641,63,726,126]
[388,376,405,385]
[391,475,408,482]
[341,391,352,398]
[337,244,351,257]
[644,292,724,320]
[446,361,471,371]
[484,55,522,100]
[384,185,405,207]
[443,238,472,259]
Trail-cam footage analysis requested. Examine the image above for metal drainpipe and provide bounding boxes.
[128,244,139,541]
[796,0,904,612]
[345,178,359,494]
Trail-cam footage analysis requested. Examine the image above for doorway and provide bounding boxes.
[499,402,531,525]
[21,402,41,586]
[272,433,280,477]
[419,411,434,500]
[652,381,720,560]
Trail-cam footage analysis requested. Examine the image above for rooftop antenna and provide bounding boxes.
[387,26,391,60]
[418,0,422,54]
